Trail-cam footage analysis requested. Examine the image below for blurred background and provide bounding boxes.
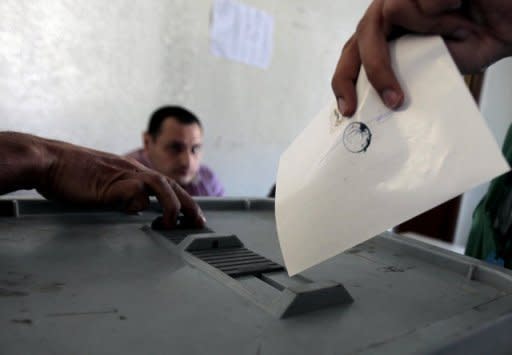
[0,0,372,196]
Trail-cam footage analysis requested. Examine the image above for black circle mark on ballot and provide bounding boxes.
[343,122,372,153]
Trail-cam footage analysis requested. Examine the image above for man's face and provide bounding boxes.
[144,117,203,185]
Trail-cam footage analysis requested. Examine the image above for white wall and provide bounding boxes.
[0,0,371,196]
[454,57,512,249]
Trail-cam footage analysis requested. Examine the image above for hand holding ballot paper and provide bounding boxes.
[276,35,510,276]
[331,0,512,116]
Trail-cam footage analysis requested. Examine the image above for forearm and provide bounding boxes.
[0,131,205,227]
[0,132,53,195]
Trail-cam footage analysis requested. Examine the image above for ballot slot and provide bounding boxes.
[147,219,353,318]
[258,272,312,290]
[0,200,19,217]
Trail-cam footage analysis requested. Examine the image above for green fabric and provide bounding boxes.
[465,124,512,268]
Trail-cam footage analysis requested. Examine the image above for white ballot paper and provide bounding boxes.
[276,35,510,276]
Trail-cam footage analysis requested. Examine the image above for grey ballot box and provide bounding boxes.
[1,198,512,355]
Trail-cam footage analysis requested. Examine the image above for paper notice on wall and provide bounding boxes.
[275,35,510,276]
[210,0,274,69]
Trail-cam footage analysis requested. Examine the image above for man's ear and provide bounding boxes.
[143,132,152,151]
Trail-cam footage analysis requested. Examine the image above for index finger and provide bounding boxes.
[356,0,404,109]
[170,180,207,228]
[142,173,181,228]
[332,35,361,117]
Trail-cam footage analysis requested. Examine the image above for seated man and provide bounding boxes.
[126,106,224,197]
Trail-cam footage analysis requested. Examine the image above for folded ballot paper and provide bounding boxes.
[276,35,510,276]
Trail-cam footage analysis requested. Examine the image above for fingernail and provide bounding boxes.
[382,89,401,109]
[337,97,347,115]
[451,28,470,40]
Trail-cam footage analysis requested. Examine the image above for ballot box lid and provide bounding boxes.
[1,197,512,355]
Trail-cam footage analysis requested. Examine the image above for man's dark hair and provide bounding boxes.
[147,106,202,139]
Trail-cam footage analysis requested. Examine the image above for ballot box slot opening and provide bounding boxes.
[257,272,286,291]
